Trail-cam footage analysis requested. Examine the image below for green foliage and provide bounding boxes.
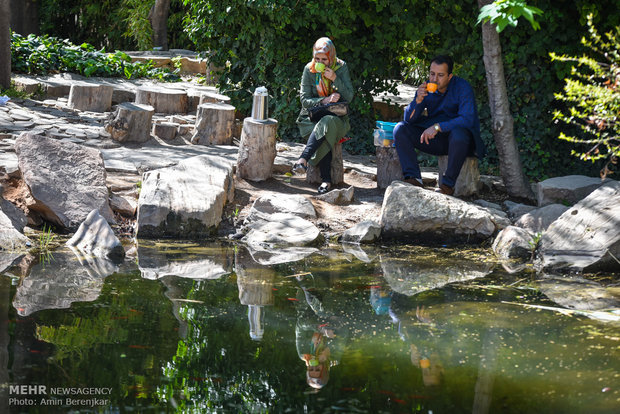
[121,0,155,50]
[10,32,180,81]
[39,0,194,51]
[550,14,619,175]
[478,0,543,32]
[182,0,418,153]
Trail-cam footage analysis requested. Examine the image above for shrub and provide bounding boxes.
[550,14,619,178]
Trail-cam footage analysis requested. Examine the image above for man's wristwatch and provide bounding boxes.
[434,123,440,132]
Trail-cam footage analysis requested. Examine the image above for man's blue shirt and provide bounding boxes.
[403,76,485,158]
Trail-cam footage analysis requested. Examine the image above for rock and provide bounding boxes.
[136,154,235,238]
[138,243,230,280]
[12,250,115,316]
[515,204,569,233]
[110,192,137,217]
[504,200,537,219]
[341,243,377,263]
[541,180,620,272]
[245,193,316,222]
[492,226,534,260]
[315,186,354,205]
[66,209,125,260]
[537,175,610,207]
[341,220,381,244]
[537,275,620,310]
[1,197,27,232]
[241,212,323,247]
[380,181,506,243]
[14,133,114,230]
[473,199,503,212]
[381,254,493,296]
[0,201,31,251]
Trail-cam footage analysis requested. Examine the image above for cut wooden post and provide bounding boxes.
[135,86,188,114]
[68,83,113,112]
[237,117,278,181]
[152,122,179,141]
[192,102,236,145]
[438,156,481,197]
[376,145,404,188]
[104,103,154,143]
[199,91,231,105]
[306,142,344,185]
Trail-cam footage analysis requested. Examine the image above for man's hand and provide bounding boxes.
[420,125,438,145]
[415,82,429,105]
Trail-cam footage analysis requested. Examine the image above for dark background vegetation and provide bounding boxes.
[13,0,620,179]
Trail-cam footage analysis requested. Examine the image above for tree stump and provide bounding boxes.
[135,86,188,114]
[68,83,113,112]
[376,146,404,188]
[306,142,344,185]
[152,122,178,141]
[438,156,481,196]
[237,117,278,181]
[192,102,236,145]
[199,91,231,105]
[104,103,154,143]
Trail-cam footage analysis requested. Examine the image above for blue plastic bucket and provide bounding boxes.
[376,121,397,134]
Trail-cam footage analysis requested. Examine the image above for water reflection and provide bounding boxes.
[0,241,618,413]
[12,250,116,316]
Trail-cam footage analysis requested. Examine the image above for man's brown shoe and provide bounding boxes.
[435,183,454,196]
[404,177,424,188]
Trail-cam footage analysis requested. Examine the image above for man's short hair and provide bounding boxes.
[430,55,454,74]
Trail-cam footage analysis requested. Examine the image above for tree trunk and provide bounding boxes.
[478,0,534,200]
[149,0,170,50]
[0,0,11,89]
[9,0,39,35]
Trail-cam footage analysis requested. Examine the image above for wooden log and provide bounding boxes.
[199,91,231,105]
[68,83,113,112]
[152,122,179,141]
[104,103,154,143]
[191,102,236,145]
[135,86,188,114]
[376,146,404,189]
[306,142,344,185]
[438,156,481,197]
[237,117,278,181]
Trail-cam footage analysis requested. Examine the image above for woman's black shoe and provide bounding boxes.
[317,182,331,194]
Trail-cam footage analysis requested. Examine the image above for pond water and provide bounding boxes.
[1,241,619,413]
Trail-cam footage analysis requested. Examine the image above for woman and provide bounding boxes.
[293,37,354,194]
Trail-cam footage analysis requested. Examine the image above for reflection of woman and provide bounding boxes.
[293,37,355,194]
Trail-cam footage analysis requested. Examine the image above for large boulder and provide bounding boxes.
[66,209,125,260]
[136,155,235,238]
[14,133,114,230]
[540,181,620,272]
[380,181,509,242]
[537,175,611,207]
[536,275,620,311]
[515,204,569,233]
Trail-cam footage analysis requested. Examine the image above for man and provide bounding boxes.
[393,55,485,195]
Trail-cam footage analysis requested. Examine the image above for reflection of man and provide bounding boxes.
[295,274,347,389]
[394,55,485,195]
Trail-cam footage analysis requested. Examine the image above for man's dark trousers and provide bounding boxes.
[393,122,475,188]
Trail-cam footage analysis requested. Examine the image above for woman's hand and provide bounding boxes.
[321,92,340,104]
[323,67,337,81]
